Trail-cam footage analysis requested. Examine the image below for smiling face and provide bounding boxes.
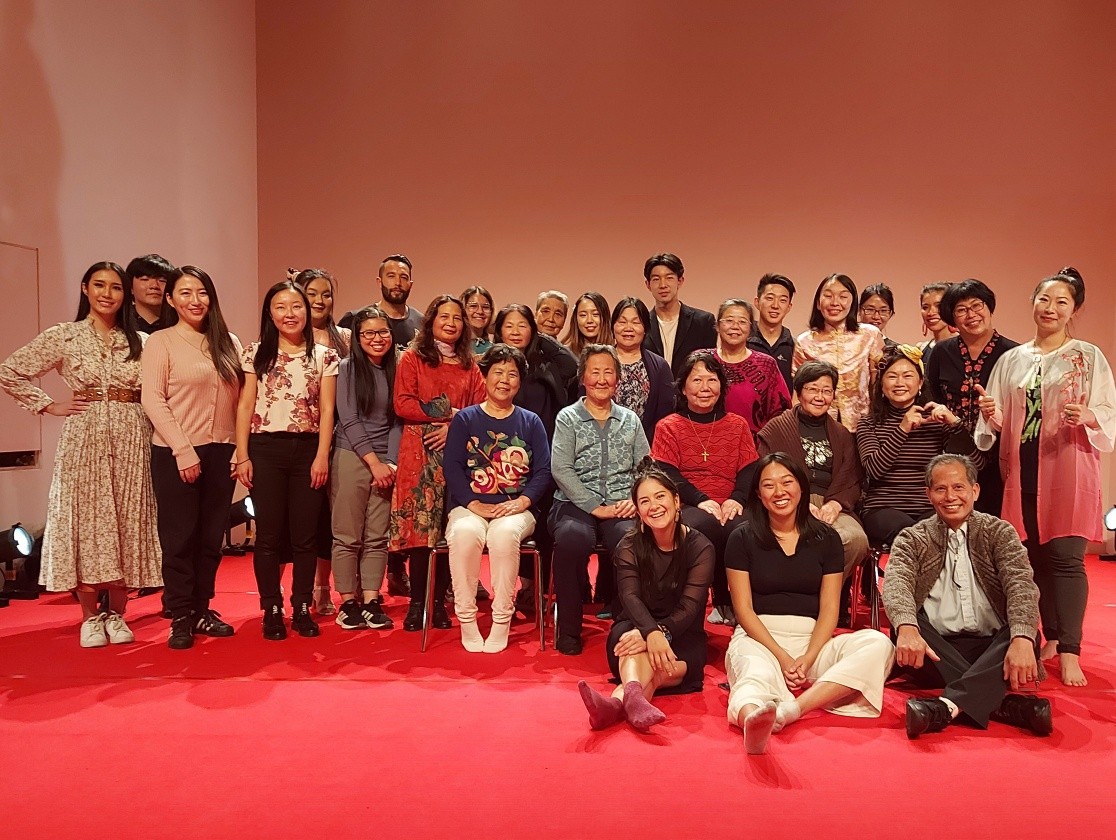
[465,293,493,333]
[859,294,892,331]
[83,269,126,321]
[535,296,568,338]
[484,358,521,406]
[797,376,835,417]
[1032,280,1077,337]
[682,360,722,413]
[576,298,602,340]
[926,460,979,530]
[431,301,465,344]
[168,274,210,331]
[635,477,680,533]
[379,260,412,305]
[757,461,802,520]
[499,310,533,351]
[269,289,308,339]
[646,264,683,307]
[612,305,645,352]
[581,351,618,403]
[951,296,992,341]
[716,304,752,349]
[755,284,792,329]
[818,280,853,328]
[303,277,334,328]
[131,273,166,309]
[921,290,945,334]
[356,316,393,364]
[881,357,922,408]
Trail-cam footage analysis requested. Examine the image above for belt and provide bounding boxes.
[75,387,142,403]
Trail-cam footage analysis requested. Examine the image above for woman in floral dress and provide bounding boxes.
[0,261,160,647]
[391,295,486,632]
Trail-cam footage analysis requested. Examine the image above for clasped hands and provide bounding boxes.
[698,498,744,526]
[593,499,637,519]
[777,651,815,691]
[469,496,530,520]
[614,628,678,676]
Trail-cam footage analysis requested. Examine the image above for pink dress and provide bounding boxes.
[793,325,884,432]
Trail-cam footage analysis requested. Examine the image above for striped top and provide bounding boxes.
[141,327,243,470]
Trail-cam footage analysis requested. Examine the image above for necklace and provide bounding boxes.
[685,412,720,462]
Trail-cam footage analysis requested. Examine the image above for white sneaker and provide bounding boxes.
[80,614,108,648]
[103,611,135,644]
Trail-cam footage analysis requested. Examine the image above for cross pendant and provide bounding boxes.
[702,449,709,462]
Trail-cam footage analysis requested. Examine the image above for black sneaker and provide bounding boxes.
[360,598,394,629]
[905,697,952,739]
[335,599,366,630]
[168,614,195,650]
[291,602,321,637]
[990,694,1053,736]
[262,605,287,641]
[403,602,424,632]
[194,609,234,637]
[387,570,411,598]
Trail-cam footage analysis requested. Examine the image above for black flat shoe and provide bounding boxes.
[905,697,952,739]
[291,603,321,638]
[990,694,1053,736]
[432,603,453,630]
[403,602,424,632]
[167,614,194,650]
[262,605,287,641]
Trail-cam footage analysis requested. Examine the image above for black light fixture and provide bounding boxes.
[1,523,38,603]
[1101,505,1116,562]
[223,496,255,556]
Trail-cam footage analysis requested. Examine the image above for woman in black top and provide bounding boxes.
[577,459,714,732]
[724,453,894,754]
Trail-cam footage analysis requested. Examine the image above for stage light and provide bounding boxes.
[223,496,255,556]
[1102,505,1116,562]
[1,523,39,602]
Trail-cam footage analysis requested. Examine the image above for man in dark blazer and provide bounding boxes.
[642,252,717,379]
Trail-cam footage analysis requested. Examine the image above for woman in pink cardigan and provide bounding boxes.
[976,268,1115,687]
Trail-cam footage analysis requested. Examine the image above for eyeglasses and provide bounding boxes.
[718,318,751,328]
[800,385,834,398]
[465,303,492,313]
[859,306,891,317]
[953,301,987,318]
[359,329,393,340]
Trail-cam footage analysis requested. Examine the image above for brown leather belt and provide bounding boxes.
[75,387,142,403]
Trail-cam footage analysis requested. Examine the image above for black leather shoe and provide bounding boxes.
[432,602,453,630]
[556,634,584,656]
[262,605,286,641]
[905,697,953,739]
[990,694,1053,736]
[194,609,234,637]
[167,614,194,650]
[387,571,411,598]
[291,603,321,637]
[403,602,424,632]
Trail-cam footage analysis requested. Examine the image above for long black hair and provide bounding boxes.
[75,261,143,361]
[293,268,348,357]
[349,306,397,421]
[163,266,244,386]
[413,295,474,369]
[628,456,688,600]
[253,280,316,378]
[808,273,860,333]
[744,452,828,550]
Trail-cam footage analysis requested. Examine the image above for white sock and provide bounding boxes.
[773,698,801,732]
[460,620,484,652]
[941,697,961,719]
[483,621,510,653]
[743,702,778,755]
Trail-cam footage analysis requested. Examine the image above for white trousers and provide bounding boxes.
[725,614,894,724]
[445,506,535,624]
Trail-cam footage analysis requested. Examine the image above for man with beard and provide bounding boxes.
[339,254,423,352]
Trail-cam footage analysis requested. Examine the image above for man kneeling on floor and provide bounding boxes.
[881,454,1052,738]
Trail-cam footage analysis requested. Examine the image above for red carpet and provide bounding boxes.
[2,555,1114,839]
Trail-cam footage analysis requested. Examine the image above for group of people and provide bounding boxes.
[2,250,1112,750]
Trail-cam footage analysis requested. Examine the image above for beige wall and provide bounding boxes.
[0,0,258,529]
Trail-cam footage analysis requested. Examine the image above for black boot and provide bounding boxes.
[262,605,286,641]
[403,601,424,632]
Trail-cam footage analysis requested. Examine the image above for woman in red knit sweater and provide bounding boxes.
[651,352,758,626]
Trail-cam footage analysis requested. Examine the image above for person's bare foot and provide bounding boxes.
[1040,640,1059,661]
[1059,653,1087,687]
[742,701,777,754]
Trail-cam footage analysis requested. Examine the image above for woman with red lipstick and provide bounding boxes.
[142,266,243,649]
[976,269,1115,687]
[390,295,486,633]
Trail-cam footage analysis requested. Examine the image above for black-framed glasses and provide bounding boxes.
[359,329,393,340]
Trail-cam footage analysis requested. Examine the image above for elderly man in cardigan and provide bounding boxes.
[882,454,1051,738]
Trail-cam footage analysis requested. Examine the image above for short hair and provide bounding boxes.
[925,454,978,487]
[125,254,177,284]
[643,253,684,281]
[939,279,996,328]
[757,273,795,299]
[536,290,569,310]
[674,351,728,414]
[808,273,860,332]
[577,343,620,381]
[1034,269,1085,310]
[717,298,754,322]
[478,342,527,379]
[611,296,651,334]
[859,283,895,312]
[378,254,412,275]
[793,360,839,394]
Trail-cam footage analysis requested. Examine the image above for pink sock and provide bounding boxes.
[622,681,666,732]
[578,680,624,730]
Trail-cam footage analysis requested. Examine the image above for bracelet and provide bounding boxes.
[235,458,251,466]
[656,623,672,644]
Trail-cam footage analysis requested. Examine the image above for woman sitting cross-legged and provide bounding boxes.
[577,459,714,731]
[444,344,551,652]
[724,453,895,754]
[651,352,758,626]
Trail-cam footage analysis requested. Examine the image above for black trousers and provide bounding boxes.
[681,504,741,606]
[249,433,324,610]
[900,615,1036,727]
[861,507,932,547]
[548,501,634,640]
[1021,493,1087,656]
[151,443,236,618]
[407,547,450,605]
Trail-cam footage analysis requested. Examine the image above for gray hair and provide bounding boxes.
[577,343,621,381]
[536,290,569,309]
[925,454,978,487]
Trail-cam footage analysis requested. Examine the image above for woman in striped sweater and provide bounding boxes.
[855,345,983,547]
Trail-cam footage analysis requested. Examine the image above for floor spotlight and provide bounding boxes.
[1101,505,1116,561]
[223,496,255,556]
[1,523,39,602]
